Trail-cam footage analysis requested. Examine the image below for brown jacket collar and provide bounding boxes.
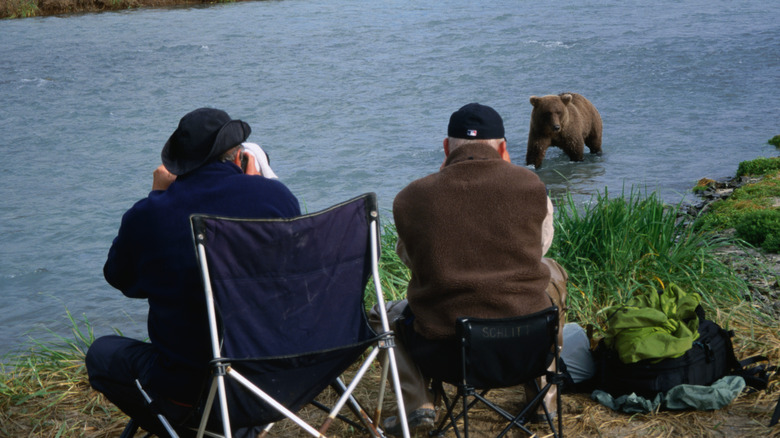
[443,143,502,167]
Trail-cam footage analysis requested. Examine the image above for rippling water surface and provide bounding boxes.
[0,0,778,355]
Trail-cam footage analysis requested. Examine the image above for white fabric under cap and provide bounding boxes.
[241,142,279,179]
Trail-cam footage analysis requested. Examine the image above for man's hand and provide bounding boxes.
[152,165,177,191]
[233,151,261,176]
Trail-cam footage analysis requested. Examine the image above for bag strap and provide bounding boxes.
[771,394,780,427]
[730,354,775,391]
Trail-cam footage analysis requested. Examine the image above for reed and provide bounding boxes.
[0,310,125,437]
[364,220,410,309]
[548,187,749,329]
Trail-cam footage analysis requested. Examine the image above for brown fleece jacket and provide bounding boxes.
[393,143,551,340]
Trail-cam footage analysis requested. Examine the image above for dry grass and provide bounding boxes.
[559,301,780,438]
[1,300,777,438]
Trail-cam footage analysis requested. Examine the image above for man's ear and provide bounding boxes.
[443,138,451,157]
[498,140,511,162]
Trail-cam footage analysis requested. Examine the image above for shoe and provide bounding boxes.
[383,408,435,437]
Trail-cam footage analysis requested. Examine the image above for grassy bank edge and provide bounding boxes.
[1,0,252,19]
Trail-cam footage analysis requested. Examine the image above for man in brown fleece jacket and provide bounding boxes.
[374,103,568,436]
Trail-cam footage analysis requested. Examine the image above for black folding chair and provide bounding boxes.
[429,306,564,438]
[122,193,409,438]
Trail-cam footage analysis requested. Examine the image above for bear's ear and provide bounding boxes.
[561,94,573,105]
[530,96,540,106]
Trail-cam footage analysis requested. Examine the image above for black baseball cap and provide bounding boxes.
[447,103,505,140]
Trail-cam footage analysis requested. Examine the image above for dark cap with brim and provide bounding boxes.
[447,103,505,140]
[161,108,251,175]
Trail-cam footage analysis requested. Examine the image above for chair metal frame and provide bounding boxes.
[430,307,564,438]
[122,193,409,438]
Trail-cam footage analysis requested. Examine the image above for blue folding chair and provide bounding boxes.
[122,193,408,438]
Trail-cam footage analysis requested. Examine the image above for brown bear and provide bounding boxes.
[526,92,602,168]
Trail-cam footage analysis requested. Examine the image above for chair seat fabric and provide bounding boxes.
[459,307,557,389]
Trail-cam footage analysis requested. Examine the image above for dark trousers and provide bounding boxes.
[395,312,462,384]
[85,335,197,437]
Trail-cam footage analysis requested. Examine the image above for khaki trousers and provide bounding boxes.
[527,258,569,415]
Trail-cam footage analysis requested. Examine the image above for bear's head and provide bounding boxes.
[530,94,573,134]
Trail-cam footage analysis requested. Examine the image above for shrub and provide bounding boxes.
[762,233,780,253]
[769,135,780,148]
[734,209,780,252]
[736,156,780,177]
[2,0,39,18]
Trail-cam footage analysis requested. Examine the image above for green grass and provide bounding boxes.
[736,156,780,177]
[694,165,780,235]
[364,220,411,310]
[0,186,774,436]
[0,310,120,437]
[547,187,748,330]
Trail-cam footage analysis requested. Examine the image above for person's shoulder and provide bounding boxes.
[393,172,442,213]
[501,161,544,180]
[123,192,160,216]
[230,173,288,188]
[397,171,442,196]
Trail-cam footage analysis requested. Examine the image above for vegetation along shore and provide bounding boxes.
[1,0,247,19]
[1,139,779,436]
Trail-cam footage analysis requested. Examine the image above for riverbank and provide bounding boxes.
[1,156,778,436]
[1,0,248,19]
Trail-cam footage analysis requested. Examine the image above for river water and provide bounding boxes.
[1,0,778,356]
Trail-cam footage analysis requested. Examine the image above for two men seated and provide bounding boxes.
[86,104,567,437]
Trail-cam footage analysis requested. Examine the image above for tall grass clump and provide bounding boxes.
[548,187,749,329]
[364,220,411,310]
[0,310,125,437]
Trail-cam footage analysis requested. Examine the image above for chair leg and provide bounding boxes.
[120,419,139,438]
[557,375,563,438]
[330,377,378,436]
[430,381,461,438]
[119,419,156,438]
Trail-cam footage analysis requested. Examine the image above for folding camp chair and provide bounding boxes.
[427,306,564,438]
[122,193,409,438]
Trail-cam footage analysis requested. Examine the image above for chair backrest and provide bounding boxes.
[189,193,381,428]
[191,193,377,359]
[457,306,559,389]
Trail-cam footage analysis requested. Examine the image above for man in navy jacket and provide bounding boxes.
[86,108,301,436]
